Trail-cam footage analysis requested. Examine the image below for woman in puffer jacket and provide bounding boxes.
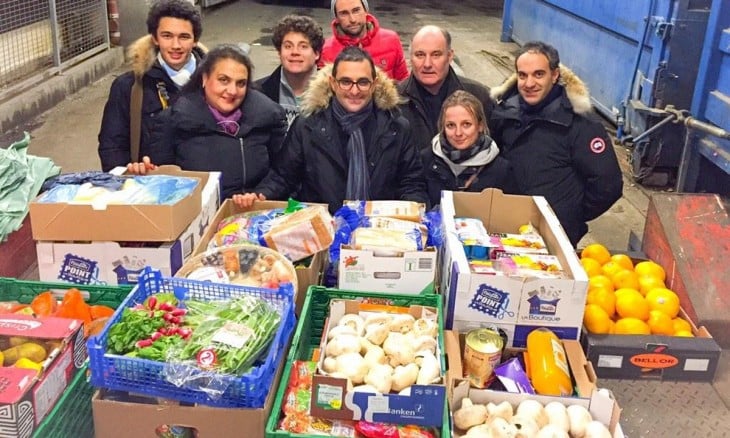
[421,90,517,207]
[127,44,287,200]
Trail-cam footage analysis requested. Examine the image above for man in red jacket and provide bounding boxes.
[318,0,408,81]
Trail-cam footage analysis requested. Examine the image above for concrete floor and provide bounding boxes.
[1,0,726,435]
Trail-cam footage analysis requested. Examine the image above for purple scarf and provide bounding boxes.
[207,104,242,136]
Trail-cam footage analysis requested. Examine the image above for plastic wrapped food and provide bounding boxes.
[263,205,335,262]
[176,244,298,291]
[209,208,287,249]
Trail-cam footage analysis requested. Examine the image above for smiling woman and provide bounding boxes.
[127,44,288,200]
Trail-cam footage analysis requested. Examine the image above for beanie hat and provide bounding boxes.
[331,0,369,17]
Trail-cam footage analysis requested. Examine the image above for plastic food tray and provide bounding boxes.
[87,269,295,408]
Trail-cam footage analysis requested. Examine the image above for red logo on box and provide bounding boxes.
[629,353,679,369]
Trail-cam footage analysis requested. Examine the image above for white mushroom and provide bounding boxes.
[388,314,416,333]
[364,323,389,346]
[584,420,612,438]
[363,345,387,368]
[322,356,337,373]
[383,332,416,367]
[536,424,569,438]
[412,318,438,337]
[487,416,518,438]
[454,398,489,430]
[364,363,394,394]
[416,351,441,385]
[364,313,393,327]
[325,334,361,357]
[326,324,358,340]
[516,399,549,429]
[487,401,514,421]
[337,314,365,336]
[464,424,491,438]
[390,363,419,392]
[567,404,593,438]
[511,415,540,438]
[411,335,438,355]
[544,402,570,433]
[334,352,369,385]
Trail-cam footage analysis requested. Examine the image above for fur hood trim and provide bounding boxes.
[489,64,593,115]
[300,64,402,117]
[126,35,208,78]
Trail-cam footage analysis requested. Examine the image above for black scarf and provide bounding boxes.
[331,98,374,200]
[439,132,492,164]
[519,83,564,118]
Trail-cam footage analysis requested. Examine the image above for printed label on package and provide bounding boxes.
[59,254,98,284]
[469,284,513,318]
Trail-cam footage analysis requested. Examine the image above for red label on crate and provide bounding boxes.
[629,353,679,369]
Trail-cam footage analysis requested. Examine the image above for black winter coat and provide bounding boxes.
[420,144,518,207]
[98,36,206,171]
[398,68,493,152]
[158,89,287,200]
[490,74,623,246]
[257,108,428,213]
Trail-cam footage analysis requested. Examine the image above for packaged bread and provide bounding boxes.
[359,216,428,248]
[263,205,334,262]
[350,227,421,253]
[345,200,424,222]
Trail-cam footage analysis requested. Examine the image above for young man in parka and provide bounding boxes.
[234,46,428,212]
[489,41,623,246]
[98,0,206,171]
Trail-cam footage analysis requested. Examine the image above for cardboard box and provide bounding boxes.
[0,315,86,438]
[35,172,220,286]
[309,299,446,427]
[444,330,624,438]
[581,307,722,381]
[29,166,207,242]
[338,246,437,294]
[440,189,588,347]
[92,357,282,438]
[190,199,325,313]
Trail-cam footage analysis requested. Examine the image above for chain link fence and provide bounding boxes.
[0,0,109,89]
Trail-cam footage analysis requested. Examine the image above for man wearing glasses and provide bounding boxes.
[233,46,428,212]
[318,0,408,81]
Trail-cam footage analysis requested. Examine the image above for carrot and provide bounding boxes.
[89,305,115,320]
[30,292,57,317]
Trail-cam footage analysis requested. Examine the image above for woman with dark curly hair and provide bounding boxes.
[127,44,287,200]
[255,14,324,126]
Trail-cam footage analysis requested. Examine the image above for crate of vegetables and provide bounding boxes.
[265,285,451,438]
[87,268,295,408]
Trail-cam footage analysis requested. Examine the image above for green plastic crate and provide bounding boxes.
[0,277,133,308]
[0,278,132,438]
[265,285,451,438]
[33,364,95,438]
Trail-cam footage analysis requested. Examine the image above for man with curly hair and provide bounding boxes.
[98,0,206,171]
[255,14,324,127]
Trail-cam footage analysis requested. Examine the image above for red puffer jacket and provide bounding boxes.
[318,14,408,81]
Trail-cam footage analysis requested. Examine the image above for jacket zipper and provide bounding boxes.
[239,137,246,187]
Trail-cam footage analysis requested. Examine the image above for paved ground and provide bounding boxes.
[3,0,727,435]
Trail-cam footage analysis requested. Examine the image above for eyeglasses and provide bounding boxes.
[335,78,373,91]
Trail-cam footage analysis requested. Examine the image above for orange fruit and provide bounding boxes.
[645,288,680,318]
[580,257,603,277]
[614,317,651,335]
[612,269,640,291]
[614,287,643,299]
[634,261,666,282]
[586,288,616,317]
[581,244,611,265]
[583,304,612,334]
[610,254,634,271]
[647,310,674,335]
[601,262,625,279]
[588,275,614,293]
[672,317,692,334]
[615,292,649,320]
[638,275,666,296]
[674,330,694,338]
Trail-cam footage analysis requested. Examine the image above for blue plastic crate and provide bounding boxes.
[87,269,295,408]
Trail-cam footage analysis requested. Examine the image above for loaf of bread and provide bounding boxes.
[350,227,421,252]
[263,205,334,262]
[360,216,428,248]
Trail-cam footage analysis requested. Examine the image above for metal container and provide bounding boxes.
[463,328,504,388]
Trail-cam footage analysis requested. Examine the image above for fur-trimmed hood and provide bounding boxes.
[300,64,402,117]
[489,64,593,115]
[126,35,208,78]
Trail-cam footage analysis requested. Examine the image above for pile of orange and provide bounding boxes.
[580,244,693,337]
